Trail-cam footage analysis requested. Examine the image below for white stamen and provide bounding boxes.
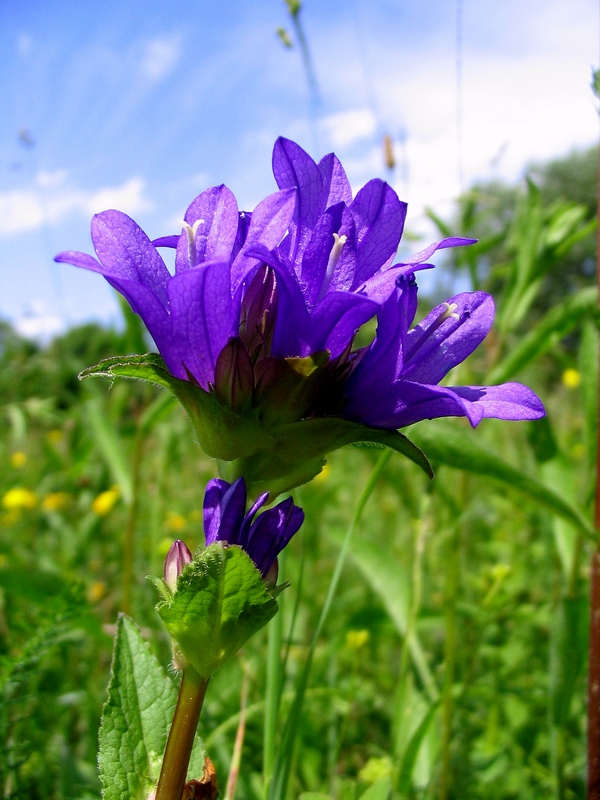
[181,218,204,266]
[318,232,347,300]
[439,301,460,322]
[404,301,461,368]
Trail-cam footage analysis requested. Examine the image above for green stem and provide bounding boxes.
[122,431,145,615]
[263,554,284,796]
[155,668,209,800]
[439,524,459,800]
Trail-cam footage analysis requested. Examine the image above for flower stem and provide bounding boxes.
[155,668,209,800]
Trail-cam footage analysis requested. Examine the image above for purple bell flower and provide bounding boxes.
[203,477,304,578]
[55,138,544,493]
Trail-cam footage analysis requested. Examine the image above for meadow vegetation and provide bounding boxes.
[0,147,597,800]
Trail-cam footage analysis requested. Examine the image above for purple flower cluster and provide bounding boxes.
[203,477,303,579]
[56,137,543,432]
[163,477,302,587]
[59,138,545,578]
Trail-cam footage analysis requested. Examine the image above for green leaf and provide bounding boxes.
[80,352,176,390]
[549,596,588,726]
[298,794,334,800]
[396,702,440,793]
[81,353,275,460]
[410,422,594,539]
[98,616,204,800]
[325,526,438,703]
[488,286,598,383]
[358,776,392,800]
[157,545,278,678]
[271,417,433,478]
[83,393,133,504]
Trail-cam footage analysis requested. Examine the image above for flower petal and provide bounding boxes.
[90,211,171,308]
[230,189,296,290]
[450,383,545,421]
[167,261,236,386]
[400,237,477,266]
[349,180,407,286]
[309,291,378,359]
[300,203,344,305]
[318,152,352,208]
[54,250,104,272]
[175,184,239,271]
[203,478,247,545]
[403,292,495,384]
[388,382,485,428]
[104,274,171,339]
[246,497,304,575]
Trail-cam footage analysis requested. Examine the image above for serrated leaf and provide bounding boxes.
[80,353,275,460]
[410,422,594,538]
[98,616,204,800]
[80,352,176,390]
[157,545,278,678]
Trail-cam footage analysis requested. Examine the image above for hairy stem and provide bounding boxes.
[155,668,209,800]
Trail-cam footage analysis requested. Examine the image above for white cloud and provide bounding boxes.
[0,177,151,236]
[85,177,151,215]
[138,34,181,81]
[14,301,64,342]
[36,169,69,189]
[319,108,377,148]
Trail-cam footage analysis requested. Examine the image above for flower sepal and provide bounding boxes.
[79,353,275,460]
[223,415,434,496]
[154,543,279,678]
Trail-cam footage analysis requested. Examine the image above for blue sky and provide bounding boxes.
[1,0,597,338]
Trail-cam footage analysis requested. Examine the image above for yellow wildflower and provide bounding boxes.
[87,581,106,603]
[346,628,370,650]
[47,429,64,445]
[3,487,37,510]
[165,511,187,532]
[562,368,581,389]
[571,443,585,460]
[10,452,26,468]
[42,492,70,512]
[92,488,120,515]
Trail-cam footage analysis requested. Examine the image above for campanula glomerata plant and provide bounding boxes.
[56,137,544,800]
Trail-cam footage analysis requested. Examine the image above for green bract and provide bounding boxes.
[154,543,278,678]
[80,353,433,496]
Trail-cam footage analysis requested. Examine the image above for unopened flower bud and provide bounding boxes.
[164,539,193,592]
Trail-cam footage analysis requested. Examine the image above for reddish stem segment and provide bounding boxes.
[155,669,209,800]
